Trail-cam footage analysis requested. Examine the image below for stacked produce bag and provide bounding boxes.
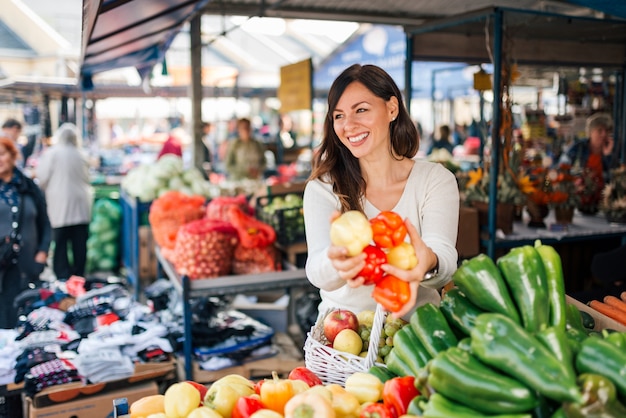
[149,193,280,279]
[86,198,122,272]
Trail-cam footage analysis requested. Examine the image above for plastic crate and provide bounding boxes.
[120,190,153,294]
[254,192,305,246]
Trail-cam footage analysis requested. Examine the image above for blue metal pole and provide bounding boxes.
[488,9,503,259]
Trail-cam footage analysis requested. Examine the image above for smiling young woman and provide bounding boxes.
[303,64,460,320]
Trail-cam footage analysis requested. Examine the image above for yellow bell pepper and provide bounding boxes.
[304,385,333,404]
[250,409,284,418]
[330,210,373,256]
[130,394,165,418]
[260,371,295,413]
[290,379,310,394]
[204,384,243,418]
[386,242,418,270]
[326,384,361,418]
[146,414,166,418]
[187,407,225,418]
[284,391,336,418]
[210,374,255,397]
[344,372,384,404]
[164,382,201,418]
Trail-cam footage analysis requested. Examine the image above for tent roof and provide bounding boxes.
[79,0,614,84]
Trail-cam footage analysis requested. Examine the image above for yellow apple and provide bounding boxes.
[357,310,375,327]
[332,329,363,355]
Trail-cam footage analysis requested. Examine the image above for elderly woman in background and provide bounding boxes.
[37,123,92,281]
[0,137,51,329]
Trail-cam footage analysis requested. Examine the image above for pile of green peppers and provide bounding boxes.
[369,241,626,417]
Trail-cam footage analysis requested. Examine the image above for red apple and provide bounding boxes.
[323,309,359,343]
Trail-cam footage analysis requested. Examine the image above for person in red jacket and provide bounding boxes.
[157,134,182,160]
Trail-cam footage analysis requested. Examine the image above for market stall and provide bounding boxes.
[406,6,626,259]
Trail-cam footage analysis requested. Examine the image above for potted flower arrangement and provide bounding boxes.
[601,166,626,224]
[573,158,605,215]
[525,164,579,225]
[461,167,528,234]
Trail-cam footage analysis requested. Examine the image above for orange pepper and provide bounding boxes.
[260,371,295,413]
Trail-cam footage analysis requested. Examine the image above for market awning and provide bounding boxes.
[79,0,605,89]
[80,0,210,87]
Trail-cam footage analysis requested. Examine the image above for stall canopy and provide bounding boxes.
[80,0,210,87]
[78,0,610,86]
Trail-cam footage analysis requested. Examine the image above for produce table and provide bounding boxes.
[154,246,311,380]
[484,211,626,248]
[480,211,626,293]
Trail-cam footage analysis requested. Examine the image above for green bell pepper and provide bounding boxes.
[534,241,567,331]
[392,323,432,376]
[368,365,396,383]
[536,326,573,367]
[576,337,626,400]
[439,287,485,337]
[456,337,472,352]
[471,313,583,403]
[497,245,549,332]
[452,254,521,324]
[419,393,533,418]
[427,346,538,414]
[566,303,586,333]
[603,331,626,349]
[563,373,626,418]
[384,346,413,377]
[410,303,458,357]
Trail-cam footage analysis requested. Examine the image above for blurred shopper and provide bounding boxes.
[0,137,51,328]
[2,118,24,167]
[157,132,183,160]
[36,123,92,281]
[225,118,266,180]
[427,124,455,155]
[561,112,615,183]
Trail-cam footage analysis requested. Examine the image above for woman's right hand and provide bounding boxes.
[327,210,367,287]
[328,244,367,288]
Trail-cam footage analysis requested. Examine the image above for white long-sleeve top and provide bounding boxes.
[303,160,459,317]
[36,143,92,228]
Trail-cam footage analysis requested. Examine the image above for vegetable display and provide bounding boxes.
[121,154,213,202]
[86,197,122,272]
[126,241,626,417]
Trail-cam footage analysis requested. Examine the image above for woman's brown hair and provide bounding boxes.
[309,64,419,213]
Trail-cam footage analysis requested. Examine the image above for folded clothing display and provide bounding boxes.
[23,358,82,398]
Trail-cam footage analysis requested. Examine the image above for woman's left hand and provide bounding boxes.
[381,219,438,317]
[34,251,47,264]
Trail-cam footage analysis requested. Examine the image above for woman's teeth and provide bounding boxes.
[349,133,368,143]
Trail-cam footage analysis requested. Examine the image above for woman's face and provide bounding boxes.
[589,125,610,153]
[0,144,16,178]
[332,81,397,160]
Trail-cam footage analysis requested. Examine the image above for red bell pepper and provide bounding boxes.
[232,395,264,418]
[371,275,411,313]
[358,245,388,285]
[360,402,396,418]
[288,366,323,387]
[370,211,407,249]
[382,376,420,417]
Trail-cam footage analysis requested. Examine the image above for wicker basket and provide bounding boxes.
[304,303,387,386]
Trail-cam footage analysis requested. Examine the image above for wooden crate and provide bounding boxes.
[177,333,304,383]
[138,226,158,281]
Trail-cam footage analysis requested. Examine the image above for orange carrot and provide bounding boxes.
[621,291,626,303]
[603,295,626,314]
[588,300,626,326]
